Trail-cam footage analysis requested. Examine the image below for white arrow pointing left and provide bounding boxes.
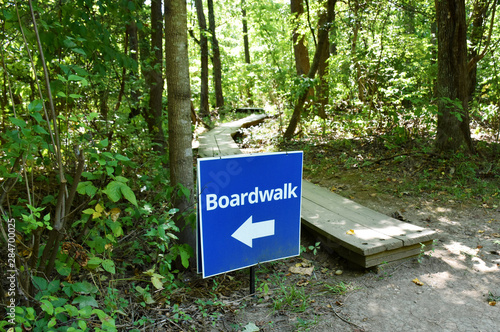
[231,216,275,248]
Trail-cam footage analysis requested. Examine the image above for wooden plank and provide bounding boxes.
[301,198,403,256]
[198,114,268,158]
[332,240,434,268]
[302,181,436,246]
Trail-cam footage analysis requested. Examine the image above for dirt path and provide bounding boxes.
[305,187,500,331]
[231,189,500,331]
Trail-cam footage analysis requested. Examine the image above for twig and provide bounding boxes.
[330,303,364,330]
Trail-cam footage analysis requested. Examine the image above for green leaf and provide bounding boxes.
[72,48,87,56]
[180,249,190,269]
[48,317,57,328]
[86,256,102,268]
[33,125,49,134]
[99,138,109,148]
[69,94,83,99]
[120,183,138,207]
[64,304,79,317]
[55,260,72,277]
[30,111,44,123]
[101,259,116,274]
[115,154,130,161]
[68,74,83,81]
[10,117,26,128]
[78,320,87,330]
[57,91,67,98]
[82,208,95,215]
[28,99,43,113]
[103,181,122,202]
[72,281,97,294]
[32,276,48,291]
[41,299,54,315]
[73,295,99,308]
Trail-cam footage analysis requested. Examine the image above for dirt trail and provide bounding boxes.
[231,180,500,331]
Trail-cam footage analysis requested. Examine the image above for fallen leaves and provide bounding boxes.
[412,278,424,286]
[289,259,314,276]
[346,229,355,235]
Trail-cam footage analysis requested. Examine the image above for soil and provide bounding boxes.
[172,121,500,332]
[173,175,499,331]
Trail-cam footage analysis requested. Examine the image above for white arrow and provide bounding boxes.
[231,216,275,248]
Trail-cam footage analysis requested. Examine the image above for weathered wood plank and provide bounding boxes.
[301,197,402,256]
[302,181,436,246]
[198,114,268,158]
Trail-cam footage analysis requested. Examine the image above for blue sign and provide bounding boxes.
[197,152,303,278]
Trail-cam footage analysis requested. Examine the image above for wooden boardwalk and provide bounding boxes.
[196,114,437,268]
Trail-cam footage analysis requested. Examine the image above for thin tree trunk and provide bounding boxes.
[127,18,141,118]
[434,0,473,152]
[195,0,210,117]
[242,0,253,105]
[207,0,224,109]
[144,0,166,153]
[165,0,196,256]
[316,0,336,119]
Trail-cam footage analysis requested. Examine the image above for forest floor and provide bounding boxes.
[171,117,500,332]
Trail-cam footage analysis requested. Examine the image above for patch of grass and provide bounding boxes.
[323,281,353,295]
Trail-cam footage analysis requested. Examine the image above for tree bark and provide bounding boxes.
[434,0,473,152]
[207,0,224,109]
[194,0,210,118]
[126,18,141,118]
[291,0,311,76]
[316,0,336,119]
[284,0,335,139]
[165,0,196,254]
[144,0,166,153]
[242,0,253,105]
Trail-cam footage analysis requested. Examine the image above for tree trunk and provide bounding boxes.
[434,0,473,152]
[284,0,335,139]
[207,0,224,109]
[349,0,365,102]
[242,0,253,105]
[144,0,166,153]
[127,18,141,118]
[316,0,336,119]
[291,0,311,76]
[165,0,196,255]
[194,0,210,118]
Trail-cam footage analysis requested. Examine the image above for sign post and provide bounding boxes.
[197,152,303,279]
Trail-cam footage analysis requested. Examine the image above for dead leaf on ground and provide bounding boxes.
[296,279,309,287]
[412,277,424,286]
[289,265,314,276]
[346,229,355,235]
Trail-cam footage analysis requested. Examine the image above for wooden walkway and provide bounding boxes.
[196,115,437,268]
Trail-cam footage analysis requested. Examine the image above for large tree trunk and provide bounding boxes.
[284,0,335,139]
[207,0,224,109]
[434,0,473,152]
[144,0,166,153]
[194,0,210,118]
[165,0,196,255]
